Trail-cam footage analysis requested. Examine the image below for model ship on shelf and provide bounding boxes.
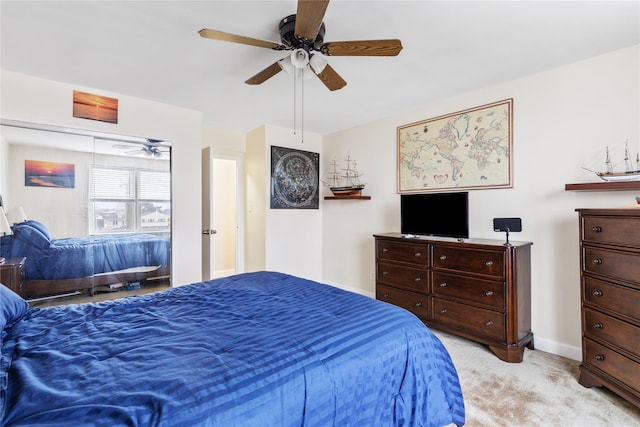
[585,141,640,182]
[323,155,366,196]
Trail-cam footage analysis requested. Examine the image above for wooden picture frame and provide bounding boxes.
[397,99,513,193]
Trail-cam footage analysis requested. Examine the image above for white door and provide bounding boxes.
[202,147,244,280]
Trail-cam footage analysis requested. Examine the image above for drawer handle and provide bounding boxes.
[485,260,494,267]
[591,226,602,233]
[415,302,422,307]
[440,309,447,315]
[592,258,602,265]
[382,248,389,253]
[382,293,390,298]
[485,320,494,327]
[439,255,447,261]
[414,277,421,282]
[415,252,422,257]
[485,290,494,296]
[439,282,447,287]
[382,271,389,276]
[592,289,603,297]
[595,354,605,361]
[594,322,603,329]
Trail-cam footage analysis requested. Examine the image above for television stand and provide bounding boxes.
[374,232,533,362]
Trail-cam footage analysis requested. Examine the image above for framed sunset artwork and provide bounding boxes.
[24,160,75,188]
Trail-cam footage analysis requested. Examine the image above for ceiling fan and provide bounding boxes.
[113,141,170,158]
[198,0,403,91]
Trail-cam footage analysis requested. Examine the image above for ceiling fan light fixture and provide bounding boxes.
[278,56,294,74]
[309,52,328,74]
[290,48,309,69]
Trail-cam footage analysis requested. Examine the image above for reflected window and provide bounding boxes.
[89,166,170,234]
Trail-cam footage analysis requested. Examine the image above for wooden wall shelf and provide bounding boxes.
[324,196,371,200]
[565,181,640,191]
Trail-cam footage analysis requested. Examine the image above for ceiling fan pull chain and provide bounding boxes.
[293,68,297,136]
[301,69,304,143]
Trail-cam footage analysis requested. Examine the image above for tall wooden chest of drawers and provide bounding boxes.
[577,209,640,408]
[375,233,533,363]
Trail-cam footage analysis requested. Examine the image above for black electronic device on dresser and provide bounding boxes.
[576,208,640,408]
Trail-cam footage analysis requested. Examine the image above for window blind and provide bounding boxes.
[89,168,134,200]
[138,170,170,200]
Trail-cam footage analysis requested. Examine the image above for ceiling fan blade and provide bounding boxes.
[245,60,285,85]
[199,29,285,50]
[321,39,403,56]
[295,0,330,42]
[312,63,347,91]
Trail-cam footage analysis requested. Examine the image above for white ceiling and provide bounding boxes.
[1,1,638,135]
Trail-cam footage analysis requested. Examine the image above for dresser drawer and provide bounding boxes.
[377,240,428,266]
[376,284,429,319]
[432,272,505,310]
[582,215,640,248]
[583,278,639,323]
[377,261,427,292]
[584,308,640,356]
[584,338,640,392]
[432,298,505,341]
[583,246,640,286]
[432,245,505,279]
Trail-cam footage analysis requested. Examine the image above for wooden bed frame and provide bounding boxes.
[24,265,170,301]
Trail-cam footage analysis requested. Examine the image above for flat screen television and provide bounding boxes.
[400,192,469,239]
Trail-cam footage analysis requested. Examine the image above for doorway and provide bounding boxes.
[202,147,244,280]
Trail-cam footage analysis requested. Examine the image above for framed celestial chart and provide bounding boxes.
[270,146,320,209]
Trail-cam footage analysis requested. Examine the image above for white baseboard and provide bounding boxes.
[533,336,582,361]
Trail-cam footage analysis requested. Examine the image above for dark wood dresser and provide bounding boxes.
[374,233,533,362]
[577,208,640,408]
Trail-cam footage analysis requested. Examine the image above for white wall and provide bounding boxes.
[0,71,203,287]
[322,44,640,360]
[263,125,323,282]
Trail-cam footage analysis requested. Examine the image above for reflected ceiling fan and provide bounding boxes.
[198,0,403,91]
[113,140,170,158]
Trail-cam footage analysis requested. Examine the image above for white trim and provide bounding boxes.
[533,336,582,361]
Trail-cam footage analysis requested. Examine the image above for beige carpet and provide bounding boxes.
[434,330,640,426]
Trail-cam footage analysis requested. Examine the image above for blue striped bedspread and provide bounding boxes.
[1,271,464,426]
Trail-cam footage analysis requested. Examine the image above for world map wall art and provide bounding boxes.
[397,98,513,193]
[270,146,319,209]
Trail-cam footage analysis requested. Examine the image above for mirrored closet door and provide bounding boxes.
[0,120,172,301]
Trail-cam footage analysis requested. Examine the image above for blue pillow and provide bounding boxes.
[23,220,52,241]
[0,284,29,331]
[11,221,51,249]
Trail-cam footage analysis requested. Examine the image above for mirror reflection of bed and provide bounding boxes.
[0,120,172,302]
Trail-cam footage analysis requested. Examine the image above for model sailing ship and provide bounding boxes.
[592,141,640,182]
[324,155,366,196]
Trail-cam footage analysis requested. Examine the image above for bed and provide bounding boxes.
[0,220,170,299]
[0,271,465,426]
